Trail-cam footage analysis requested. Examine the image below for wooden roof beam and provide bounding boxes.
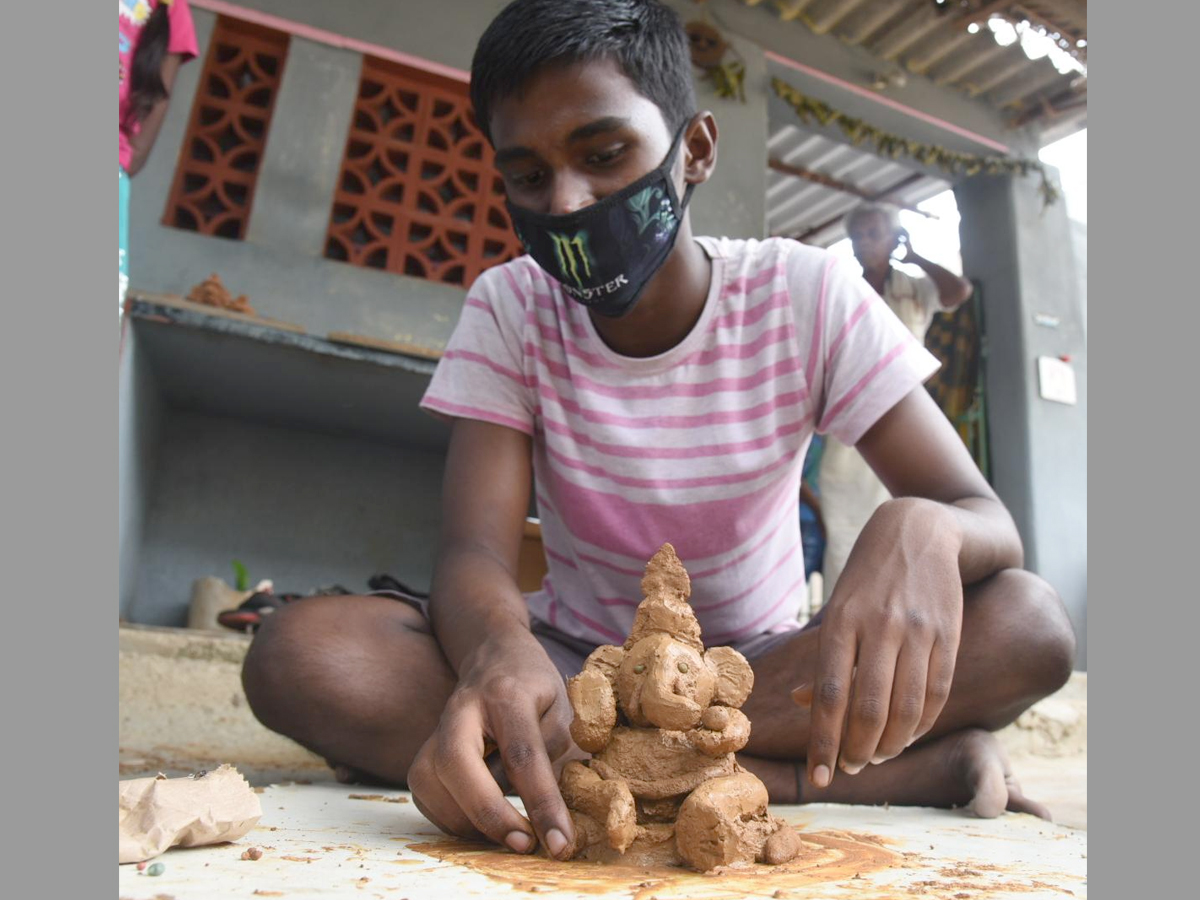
[990,64,1073,108]
[966,54,1033,96]
[772,0,819,23]
[871,4,944,61]
[843,0,915,47]
[769,158,936,219]
[809,0,873,36]
[793,171,928,243]
[932,37,1012,86]
[1011,3,1086,43]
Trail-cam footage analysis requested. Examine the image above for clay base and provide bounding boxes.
[570,818,681,867]
[569,808,804,872]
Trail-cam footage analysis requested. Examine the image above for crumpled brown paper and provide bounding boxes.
[119,764,262,863]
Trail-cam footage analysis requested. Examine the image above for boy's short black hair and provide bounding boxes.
[470,0,697,144]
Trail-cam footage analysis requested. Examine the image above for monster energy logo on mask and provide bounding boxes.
[550,231,593,290]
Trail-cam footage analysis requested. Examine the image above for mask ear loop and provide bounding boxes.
[667,117,700,213]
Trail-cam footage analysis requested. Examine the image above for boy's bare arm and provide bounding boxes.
[800,387,1022,789]
[860,386,1022,581]
[429,418,535,670]
[407,418,576,858]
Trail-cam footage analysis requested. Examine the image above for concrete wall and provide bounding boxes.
[129,0,768,343]
[956,172,1087,668]
[118,326,165,620]
[129,410,446,627]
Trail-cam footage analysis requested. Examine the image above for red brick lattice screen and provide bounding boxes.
[163,17,289,239]
[324,57,523,286]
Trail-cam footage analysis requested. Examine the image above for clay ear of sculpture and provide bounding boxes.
[567,645,625,753]
[704,645,754,708]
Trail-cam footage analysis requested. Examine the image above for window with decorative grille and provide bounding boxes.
[163,16,289,240]
[324,56,523,287]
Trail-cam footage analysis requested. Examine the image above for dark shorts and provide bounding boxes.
[374,590,823,680]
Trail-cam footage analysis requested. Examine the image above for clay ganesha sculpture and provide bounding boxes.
[559,544,803,872]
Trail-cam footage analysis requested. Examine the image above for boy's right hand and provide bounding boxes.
[406,630,577,858]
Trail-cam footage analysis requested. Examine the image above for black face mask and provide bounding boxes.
[506,125,696,318]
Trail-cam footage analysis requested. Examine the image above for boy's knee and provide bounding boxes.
[242,596,430,736]
[241,603,319,732]
[992,569,1077,692]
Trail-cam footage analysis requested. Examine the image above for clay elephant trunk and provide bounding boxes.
[639,672,704,731]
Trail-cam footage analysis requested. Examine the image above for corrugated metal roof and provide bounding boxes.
[753,0,1085,245]
[766,126,951,245]
[741,0,1087,134]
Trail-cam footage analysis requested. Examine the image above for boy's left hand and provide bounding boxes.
[800,498,964,787]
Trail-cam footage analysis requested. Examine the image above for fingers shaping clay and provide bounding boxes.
[560,543,803,872]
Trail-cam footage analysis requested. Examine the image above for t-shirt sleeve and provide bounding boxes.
[419,266,536,436]
[802,253,941,446]
[167,0,200,61]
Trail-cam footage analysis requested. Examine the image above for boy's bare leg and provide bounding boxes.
[739,729,1051,818]
[738,569,1075,813]
[241,595,456,785]
[242,570,1074,815]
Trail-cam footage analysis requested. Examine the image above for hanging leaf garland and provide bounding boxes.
[687,19,747,103]
[771,77,1059,206]
[709,60,747,102]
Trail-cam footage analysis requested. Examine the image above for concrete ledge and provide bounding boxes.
[119,624,330,784]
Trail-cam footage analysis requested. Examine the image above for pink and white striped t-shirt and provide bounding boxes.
[420,236,939,647]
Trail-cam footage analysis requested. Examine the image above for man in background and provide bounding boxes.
[818,203,974,592]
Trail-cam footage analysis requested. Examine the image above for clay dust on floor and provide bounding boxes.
[117,781,1085,900]
[407,823,1083,900]
[410,829,920,900]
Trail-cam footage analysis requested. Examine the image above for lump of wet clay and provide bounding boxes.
[560,543,804,872]
[186,273,256,315]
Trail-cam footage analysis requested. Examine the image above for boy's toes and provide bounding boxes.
[1004,781,1052,821]
[966,761,1008,818]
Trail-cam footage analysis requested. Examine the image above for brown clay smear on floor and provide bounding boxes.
[409,828,900,899]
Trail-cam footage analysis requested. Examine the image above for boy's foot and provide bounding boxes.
[329,761,396,787]
[741,728,1051,820]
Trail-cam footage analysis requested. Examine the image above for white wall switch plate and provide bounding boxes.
[1038,355,1078,405]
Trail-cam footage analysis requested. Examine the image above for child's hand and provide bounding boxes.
[406,629,577,858]
[801,498,964,788]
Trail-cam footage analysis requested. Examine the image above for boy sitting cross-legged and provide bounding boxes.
[242,0,1075,860]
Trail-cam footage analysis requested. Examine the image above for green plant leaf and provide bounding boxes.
[232,559,249,592]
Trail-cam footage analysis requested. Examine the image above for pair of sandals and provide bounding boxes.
[217,574,429,633]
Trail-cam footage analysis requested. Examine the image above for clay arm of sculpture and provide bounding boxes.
[559,760,636,855]
[688,705,752,757]
[566,645,624,753]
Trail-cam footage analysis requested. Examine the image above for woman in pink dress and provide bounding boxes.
[119,0,198,311]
